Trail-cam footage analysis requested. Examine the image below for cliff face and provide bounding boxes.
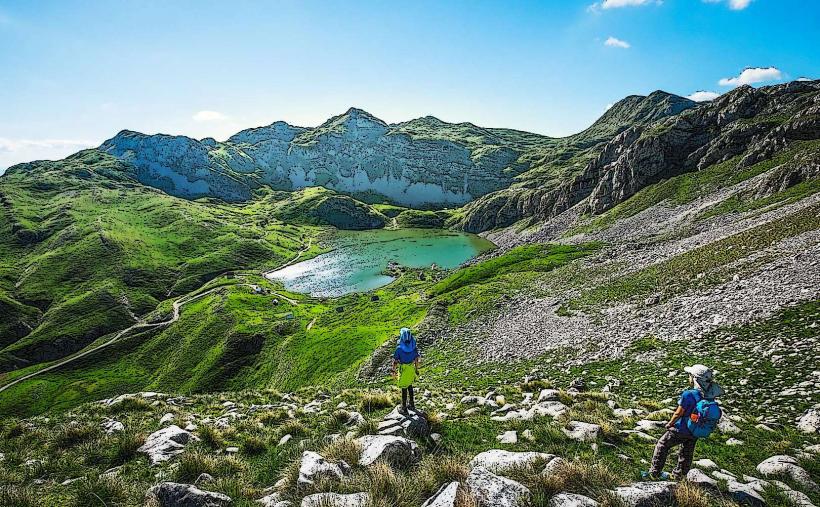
[458,81,820,232]
[99,108,546,208]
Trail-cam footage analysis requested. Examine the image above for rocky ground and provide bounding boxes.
[469,169,820,367]
[2,376,819,507]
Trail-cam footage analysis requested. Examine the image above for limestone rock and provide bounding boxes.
[797,407,820,434]
[611,482,676,507]
[421,481,459,507]
[686,469,718,488]
[378,406,430,438]
[102,420,124,434]
[300,492,369,507]
[757,455,819,492]
[146,482,232,507]
[297,451,350,487]
[548,493,600,507]
[356,435,420,467]
[562,421,601,442]
[138,425,198,465]
[466,467,531,507]
[469,450,553,473]
[496,431,518,444]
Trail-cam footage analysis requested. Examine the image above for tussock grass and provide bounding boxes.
[242,435,268,456]
[71,475,136,507]
[198,425,224,449]
[673,480,736,507]
[175,450,248,483]
[51,423,99,449]
[0,485,38,507]
[359,392,396,413]
[415,455,470,500]
[278,420,308,439]
[258,409,290,426]
[107,397,153,414]
[320,438,361,466]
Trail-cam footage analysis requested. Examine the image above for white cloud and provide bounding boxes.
[796,77,813,82]
[602,0,654,8]
[719,67,782,87]
[703,0,752,9]
[0,138,96,153]
[728,0,751,9]
[686,90,721,102]
[192,110,228,122]
[605,36,631,48]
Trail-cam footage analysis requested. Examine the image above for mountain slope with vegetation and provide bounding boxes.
[0,80,818,507]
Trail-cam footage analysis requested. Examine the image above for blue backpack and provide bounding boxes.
[686,398,722,438]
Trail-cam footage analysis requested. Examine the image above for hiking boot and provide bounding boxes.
[398,406,408,416]
[640,471,670,481]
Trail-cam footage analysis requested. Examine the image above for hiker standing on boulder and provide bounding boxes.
[392,327,420,415]
[645,364,724,480]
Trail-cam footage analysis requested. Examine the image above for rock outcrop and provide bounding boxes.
[146,482,232,507]
[459,80,820,232]
[98,108,536,208]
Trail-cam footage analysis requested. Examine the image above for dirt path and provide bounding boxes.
[0,284,239,393]
[0,236,317,393]
[306,317,317,331]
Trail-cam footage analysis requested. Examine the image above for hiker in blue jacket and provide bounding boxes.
[645,364,724,480]
[392,327,420,415]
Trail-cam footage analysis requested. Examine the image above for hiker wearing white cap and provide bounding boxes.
[643,364,724,480]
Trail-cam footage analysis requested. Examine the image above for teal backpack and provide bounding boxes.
[686,398,722,438]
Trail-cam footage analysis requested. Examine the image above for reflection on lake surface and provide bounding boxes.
[265,228,494,297]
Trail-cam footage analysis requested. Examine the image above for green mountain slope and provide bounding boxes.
[0,151,317,374]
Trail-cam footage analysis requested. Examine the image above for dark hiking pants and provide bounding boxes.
[401,385,415,411]
[649,429,697,476]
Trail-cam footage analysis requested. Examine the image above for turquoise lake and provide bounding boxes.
[265,228,495,297]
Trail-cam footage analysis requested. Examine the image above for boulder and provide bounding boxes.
[538,389,561,402]
[797,407,820,434]
[529,401,569,418]
[421,481,459,507]
[138,425,198,465]
[356,435,420,467]
[725,480,766,507]
[469,450,553,473]
[686,469,718,488]
[562,421,601,442]
[757,455,819,492]
[611,482,676,507]
[693,458,718,470]
[378,406,430,438]
[300,492,369,507]
[297,451,350,487]
[102,420,124,434]
[718,418,742,435]
[549,493,600,507]
[466,467,530,507]
[256,491,292,507]
[497,431,518,444]
[146,482,232,507]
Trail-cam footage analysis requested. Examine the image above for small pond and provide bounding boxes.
[265,228,494,297]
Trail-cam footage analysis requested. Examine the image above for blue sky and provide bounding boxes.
[0,0,817,171]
